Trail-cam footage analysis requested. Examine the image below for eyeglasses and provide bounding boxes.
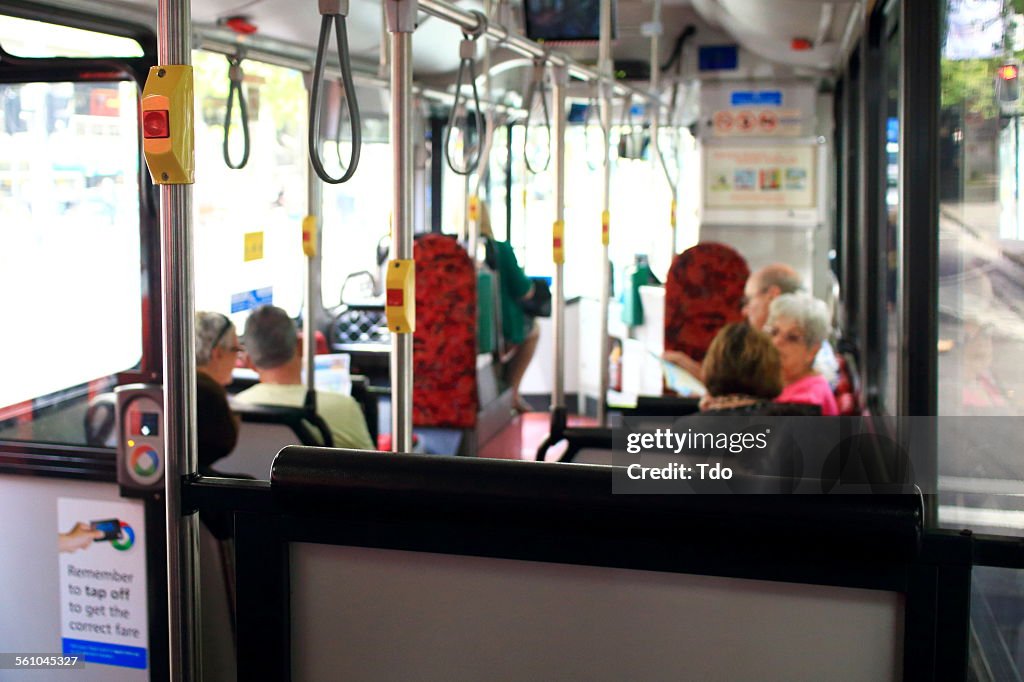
[766,326,805,345]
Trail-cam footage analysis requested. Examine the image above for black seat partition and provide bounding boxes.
[183,449,970,681]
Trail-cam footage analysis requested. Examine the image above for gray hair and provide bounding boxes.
[195,311,235,366]
[243,305,297,370]
[767,293,831,348]
[758,263,805,296]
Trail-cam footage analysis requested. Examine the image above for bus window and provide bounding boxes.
[321,118,392,308]
[191,50,306,325]
[0,80,141,444]
[937,2,1024,420]
[0,14,143,58]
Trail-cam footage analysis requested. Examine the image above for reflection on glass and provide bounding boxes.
[0,80,142,442]
[938,0,1024,584]
[971,566,1024,677]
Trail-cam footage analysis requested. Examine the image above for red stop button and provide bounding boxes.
[143,110,170,139]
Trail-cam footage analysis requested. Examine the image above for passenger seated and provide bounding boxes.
[195,311,242,473]
[195,311,248,541]
[235,305,374,450]
[698,322,782,414]
[664,262,839,387]
[765,293,839,416]
[479,201,539,413]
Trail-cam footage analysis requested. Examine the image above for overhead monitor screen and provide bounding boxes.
[524,0,616,43]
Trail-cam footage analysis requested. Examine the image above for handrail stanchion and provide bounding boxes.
[597,0,613,426]
[551,64,568,442]
[303,165,323,402]
[154,0,200,679]
[385,0,419,454]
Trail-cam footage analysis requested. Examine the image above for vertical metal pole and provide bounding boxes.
[597,0,613,426]
[552,65,567,421]
[304,170,322,393]
[156,0,199,680]
[464,173,473,243]
[647,0,673,259]
[387,1,416,453]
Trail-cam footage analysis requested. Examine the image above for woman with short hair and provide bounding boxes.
[764,293,839,416]
[699,322,782,413]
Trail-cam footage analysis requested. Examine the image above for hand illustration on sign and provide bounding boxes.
[58,523,103,554]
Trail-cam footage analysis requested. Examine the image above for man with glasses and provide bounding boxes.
[664,263,837,386]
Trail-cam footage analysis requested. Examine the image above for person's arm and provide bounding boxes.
[662,350,705,383]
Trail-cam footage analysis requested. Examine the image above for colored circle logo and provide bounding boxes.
[131,445,159,478]
[111,521,135,551]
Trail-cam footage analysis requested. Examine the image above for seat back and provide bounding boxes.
[218,403,334,479]
[664,242,749,364]
[413,234,478,429]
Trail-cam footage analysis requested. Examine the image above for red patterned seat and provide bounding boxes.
[412,234,478,429]
[664,242,750,366]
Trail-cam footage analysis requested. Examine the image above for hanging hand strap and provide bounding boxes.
[442,27,485,175]
[223,52,251,169]
[309,0,362,184]
[523,56,551,174]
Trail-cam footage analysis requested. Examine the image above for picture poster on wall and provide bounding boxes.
[704,146,816,210]
[57,497,148,670]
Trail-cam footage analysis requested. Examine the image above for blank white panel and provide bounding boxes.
[291,542,903,682]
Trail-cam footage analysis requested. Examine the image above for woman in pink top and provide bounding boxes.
[765,293,839,416]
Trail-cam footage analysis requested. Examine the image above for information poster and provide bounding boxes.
[57,497,148,670]
[704,146,816,209]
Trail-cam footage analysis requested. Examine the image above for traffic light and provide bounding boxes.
[997,60,1020,111]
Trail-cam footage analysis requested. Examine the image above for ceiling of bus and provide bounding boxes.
[44,0,858,86]
[690,0,859,71]
[85,0,858,73]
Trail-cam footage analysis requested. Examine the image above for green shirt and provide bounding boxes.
[492,239,533,345]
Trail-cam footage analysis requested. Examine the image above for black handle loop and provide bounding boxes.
[523,57,551,174]
[445,34,485,176]
[223,53,251,169]
[309,6,362,184]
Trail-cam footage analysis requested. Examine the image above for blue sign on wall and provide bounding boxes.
[730,91,783,107]
[231,286,274,313]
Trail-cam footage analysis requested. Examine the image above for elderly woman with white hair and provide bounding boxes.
[764,293,839,416]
